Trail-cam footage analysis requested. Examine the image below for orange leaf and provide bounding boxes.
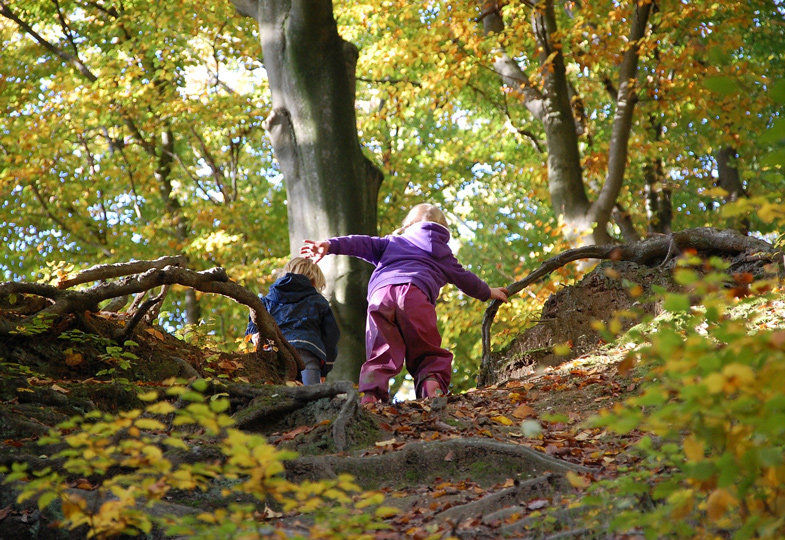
[511,404,536,419]
[65,352,84,367]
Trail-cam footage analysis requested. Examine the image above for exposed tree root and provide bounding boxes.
[480,227,781,385]
[285,437,593,488]
[436,472,561,522]
[226,381,359,452]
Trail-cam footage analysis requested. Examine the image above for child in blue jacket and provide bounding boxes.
[246,257,339,385]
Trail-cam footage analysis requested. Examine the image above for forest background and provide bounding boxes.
[1,0,784,390]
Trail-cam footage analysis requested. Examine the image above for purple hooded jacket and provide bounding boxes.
[327,221,491,305]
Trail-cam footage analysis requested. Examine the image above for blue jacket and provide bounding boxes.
[245,273,339,374]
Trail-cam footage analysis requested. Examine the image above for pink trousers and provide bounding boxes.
[358,283,452,401]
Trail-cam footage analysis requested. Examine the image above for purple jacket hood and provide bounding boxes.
[327,221,491,304]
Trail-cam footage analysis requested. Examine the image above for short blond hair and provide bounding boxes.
[282,257,326,291]
[400,203,448,231]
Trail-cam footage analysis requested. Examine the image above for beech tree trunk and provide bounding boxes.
[232,0,383,381]
[481,0,653,245]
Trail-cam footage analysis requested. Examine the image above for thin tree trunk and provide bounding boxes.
[644,158,672,234]
[233,0,383,381]
[715,146,749,234]
[533,1,593,244]
[588,0,653,240]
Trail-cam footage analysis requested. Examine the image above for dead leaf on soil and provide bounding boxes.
[617,355,636,376]
[74,478,96,490]
[65,352,84,367]
[443,451,454,462]
[511,404,536,419]
[145,327,165,340]
[0,505,10,521]
[51,384,69,394]
[375,438,397,447]
[491,415,514,426]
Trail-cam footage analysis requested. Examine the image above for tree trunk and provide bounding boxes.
[482,0,652,246]
[715,146,749,234]
[532,2,594,244]
[644,158,672,234]
[233,0,383,381]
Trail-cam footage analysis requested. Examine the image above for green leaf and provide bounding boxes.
[759,118,785,144]
[37,491,57,510]
[703,75,738,96]
[663,294,690,313]
[191,379,208,393]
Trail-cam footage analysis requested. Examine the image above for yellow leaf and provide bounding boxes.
[62,494,86,519]
[135,418,166,431]
[566,471,590,489]
[146,401,176,415]
[706,488,736,522]
[683,435,704,462]
[375,506,399,518]
[721,363,755,392]
[704,373,725,394]
[491,415,514,426]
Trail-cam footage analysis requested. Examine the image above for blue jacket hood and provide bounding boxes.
[266,273,318,304]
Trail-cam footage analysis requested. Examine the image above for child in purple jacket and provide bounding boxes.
[301,203,508,403]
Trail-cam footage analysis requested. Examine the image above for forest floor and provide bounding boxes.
[1,253,783,538]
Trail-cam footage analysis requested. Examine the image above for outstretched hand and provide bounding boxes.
[489,287,509,302]
[300,240,330,263]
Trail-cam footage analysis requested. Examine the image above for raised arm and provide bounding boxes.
[302,234,390,266]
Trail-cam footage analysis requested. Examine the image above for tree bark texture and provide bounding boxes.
[644,158,672,234]
[482,1,653,245]
[715,146,749,234]
[234,0,383,382]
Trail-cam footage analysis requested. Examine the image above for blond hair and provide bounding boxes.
[396,203,448,234]
[282,257,326,291]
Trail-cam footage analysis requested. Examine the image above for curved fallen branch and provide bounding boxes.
[0,261,301,377]
[56,255,187,289]
[479,228,780,386]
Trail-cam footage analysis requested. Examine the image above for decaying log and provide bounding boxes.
[479,228,781,385]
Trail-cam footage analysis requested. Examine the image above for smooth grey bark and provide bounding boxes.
[532,2,593,243]
[233,0,383,382]
[482,0,653,245]
[587,0,653,239]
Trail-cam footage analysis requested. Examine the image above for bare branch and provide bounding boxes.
[0,1,98,82]
[57,255,187,289]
